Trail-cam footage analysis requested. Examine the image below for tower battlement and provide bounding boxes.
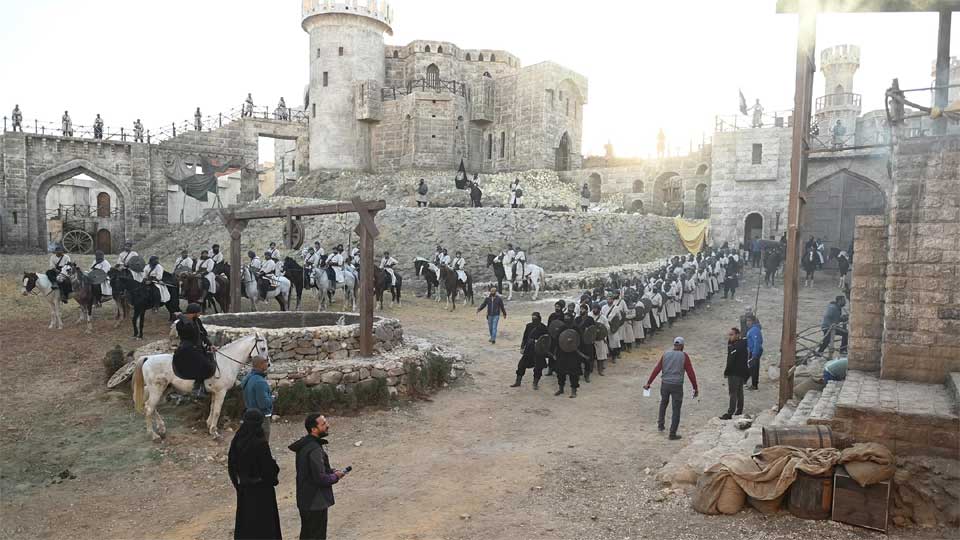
[821,44,860,68]
[302,0,393,35]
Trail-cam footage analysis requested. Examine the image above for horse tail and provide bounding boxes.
[132,357,146,414]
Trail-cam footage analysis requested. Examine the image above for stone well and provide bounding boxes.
[199,311,404,362]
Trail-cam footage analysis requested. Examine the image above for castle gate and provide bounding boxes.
[805,169,885,255]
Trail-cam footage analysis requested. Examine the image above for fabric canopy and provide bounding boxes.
[674,217,709,255]
[164,154,244,202]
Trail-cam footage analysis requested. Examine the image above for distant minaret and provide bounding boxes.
[815,45,861,141]
[302,0,393,171]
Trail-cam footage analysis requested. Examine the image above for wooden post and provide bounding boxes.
[358,223,375,356]
[779,3,816,409]
[934,9,952,136]
[225,217,247,313]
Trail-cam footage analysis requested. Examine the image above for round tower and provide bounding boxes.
[302,0,393,171]
[816,45,861,143]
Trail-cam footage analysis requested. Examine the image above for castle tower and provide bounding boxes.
[815,45,861,142]
[302,0,393,171]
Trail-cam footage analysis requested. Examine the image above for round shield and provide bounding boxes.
[126,255,145,272]
[641,297,653,313]
[534,334,552,356]
[548,319,566,340]
[87,268,108,285]
[608,313,624,335]
[624,307,637,321]
[595,323,608,342]
[582,324,598,344]
[636,301,648,318]
[107,360,137,389]
[558,328,580,352]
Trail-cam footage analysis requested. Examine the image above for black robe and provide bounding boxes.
[228,436,282,540]
[519,322,549,369]
[172,316,215,380]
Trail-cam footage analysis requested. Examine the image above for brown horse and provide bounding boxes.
[439,265,474,311]
[179,272,230,313]
[373,267,402,310]
[60,263,95,333]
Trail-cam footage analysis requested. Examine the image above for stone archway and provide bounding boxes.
[805,169,885,254]
[556,132,571,171]
[29,159,130,250]
[653,172,682,216]
[588,173,602,202]
[694,183,709,219]
[744,212,763,244]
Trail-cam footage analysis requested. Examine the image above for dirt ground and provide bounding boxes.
[0,255,948,539]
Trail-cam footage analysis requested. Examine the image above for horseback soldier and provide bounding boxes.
[247,250,262,272]
[210,244,224,266]
[439,248,452,267]
[514,246,527,284]
[145,255,171,303]
[304,247,322,286]
[380,251,399,286]
[451,251,467,284]
[174,250,194,273]
[350,246,360,268]
[433,245,444,267]
[173,303,218,398]
[91,250,112,305]
[327,244,345,283]
[257,251,279,299]
[265,242,280,262]
[117,241,139,269]
[197,250,217,296]
[48,245,72,304]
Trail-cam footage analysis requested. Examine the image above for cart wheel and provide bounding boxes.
[63,230,93,254]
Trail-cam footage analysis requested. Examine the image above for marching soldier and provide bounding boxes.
[510,312,552,390]
[601,290,626,361]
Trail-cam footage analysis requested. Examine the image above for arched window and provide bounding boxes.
[632,179,644,193]
[426,64,440,89]
[499,131,505,158]
[483,72,491,78]
[478,53,485,61]
[96,192,111,217]
[393,50,399,58]
[835,84,844,95]
[696,164,708,176]
[465,53,472,61]
[490,53,496,62]
[437,45,443,54]
[487,134,493,160]
[424,44,431,53]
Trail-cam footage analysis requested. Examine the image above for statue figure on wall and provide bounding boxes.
[832,119,846,149]
[11,104,22,132]
[93,114,104,139]
[133,119,144,143]
[751,98,764,128]
[243,93,254,117]
[277,97,288,120]
[195,107,203,131]
[62,110,73,137]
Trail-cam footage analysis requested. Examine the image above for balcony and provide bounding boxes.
[816,92,861,113]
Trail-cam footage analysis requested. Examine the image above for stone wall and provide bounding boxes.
[848,215,887,372]
[142,197,686,279]
[196,312,404,361]
[879,135,960,383]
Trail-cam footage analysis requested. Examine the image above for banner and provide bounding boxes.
[454,159,468,189]
[674,217,709,255]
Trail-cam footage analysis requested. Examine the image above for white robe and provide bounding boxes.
[665,282,679,318]
[452,257,467,282]
[380,256,398,286]
[601,300,626,350]
[92,259,112,296]
[592,313,610,360]
[328,253,344,283]
[117,250,139,268]
[147,264,170,303]
[249,257,262,272]
[211,251,224,265]
[50,253,72,270]
[174,257,194,273]
[198,258,217,294]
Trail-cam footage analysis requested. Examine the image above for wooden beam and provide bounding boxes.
[225,219,247,313]
[780,2,817,409]
[934,9,952,135]
[351,197,381,238]
[777,0,956,13]
[225,200,386,221]
[357,214,378,357]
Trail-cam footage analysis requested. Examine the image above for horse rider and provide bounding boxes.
[197,250,217,296]
[48,245,72,303]
[514,246,527,283]
[210,244,224,266]
[327,244,345,284]
[258,251,279,299]
[174,303,218,398]
[174,250,194,273]
[144,255,171,303]
[433,245,444,267]
[247,250,262,272]
[304,247,322,286]
[91,250,112,306]
[452,251,467,284]
[117,240,143,280]
[350,246,360,268]
[380,251,399,286]
[265,242,280,262]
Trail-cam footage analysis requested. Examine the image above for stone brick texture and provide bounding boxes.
[848,215,887,372]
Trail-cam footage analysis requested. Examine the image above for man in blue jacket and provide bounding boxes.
[745,315,763,390]
[241,356,273,440]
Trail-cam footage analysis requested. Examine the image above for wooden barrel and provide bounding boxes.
[762,425,833,449]
[788,470,834,520]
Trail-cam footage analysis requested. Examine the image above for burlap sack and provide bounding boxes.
[748,494,785,514]
[839,443,895,486]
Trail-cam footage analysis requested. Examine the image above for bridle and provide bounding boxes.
[216,334,269,366]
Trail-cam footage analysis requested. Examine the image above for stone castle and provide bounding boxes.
[299,0,587,174]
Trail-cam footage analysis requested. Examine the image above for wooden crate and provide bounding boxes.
[831,465,891,532]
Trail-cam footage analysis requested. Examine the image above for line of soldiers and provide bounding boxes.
[46,240,174,304]
[511,247,745,397]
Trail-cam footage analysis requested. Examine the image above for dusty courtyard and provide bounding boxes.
[0,255,940,539]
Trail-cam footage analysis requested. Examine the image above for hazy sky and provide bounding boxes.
[0,1,953,161]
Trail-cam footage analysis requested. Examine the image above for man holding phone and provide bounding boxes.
[289,414,351,540]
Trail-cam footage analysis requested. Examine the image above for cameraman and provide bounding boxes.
[289,414,349,540]
[817,296,849,355]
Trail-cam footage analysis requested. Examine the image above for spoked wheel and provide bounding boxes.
[63,230,94,254]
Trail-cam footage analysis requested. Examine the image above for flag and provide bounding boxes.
[454,159,468,189]
[739,90,748,116]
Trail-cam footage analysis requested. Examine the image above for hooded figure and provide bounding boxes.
[228,409,281,540]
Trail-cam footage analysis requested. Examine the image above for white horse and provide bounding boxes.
[132,333,269,440]
[312,266,357,311]
[513,263,546,301]
[241,265,291,311]
[21,272,63,329]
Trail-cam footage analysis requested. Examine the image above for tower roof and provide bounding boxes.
[301,0,393,35]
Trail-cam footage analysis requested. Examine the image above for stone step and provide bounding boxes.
[788,390,822,426]
[772,400,798,426]
[808,380,843,426]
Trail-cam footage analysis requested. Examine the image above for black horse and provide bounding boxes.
[283,257,308,310]
[413,258,441,300]
[125,272,180,339]
[486,254,507,293]
[373,267,402,310]
[439,265,474,310]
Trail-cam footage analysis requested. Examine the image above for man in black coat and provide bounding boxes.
[172,303,218,398]
[720,327,749,420]
[510,312,552,390]
[577,308,597,383]
[544,300,565,376]
[289,414,349,540]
